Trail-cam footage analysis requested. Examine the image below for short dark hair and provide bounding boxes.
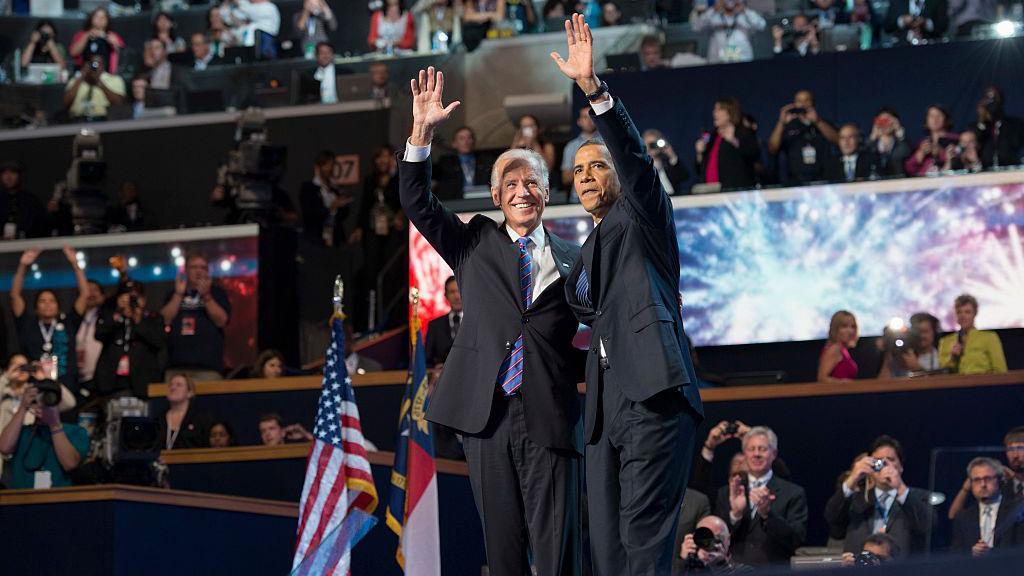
[954,293,978,312]
[454,126,475,140]
[185,251,208,266]
[444,275,457,290]
[34,289,60,310]
[868,435,905,465]
[258,413,283,427]
[909,312,940,338]
[863,532,899,557]
[316,41,335,53]
[314,150,335,169]
[1004,426,1024,446]
[715,97,742,125]
[639,34,662,49]
[839,122,861,136]
[35,19,57,33]
[876,106,901,121]
[209,420,237,445]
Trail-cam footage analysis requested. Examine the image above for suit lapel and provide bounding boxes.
[496,222,524,312]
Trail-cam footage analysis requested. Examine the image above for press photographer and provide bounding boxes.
[93,281,167,400]
[772,14,820,57]
[877,312,941,378]
[840,533,898,567]
[643,129,689,195]
[680,516,753,574]
[0,381,89,489]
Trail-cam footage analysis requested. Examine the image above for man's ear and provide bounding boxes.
[490,187,500,208]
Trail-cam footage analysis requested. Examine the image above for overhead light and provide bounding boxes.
[996,20,1015,38]
[128,257,138,268]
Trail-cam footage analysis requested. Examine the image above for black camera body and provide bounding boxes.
[724,421,739,436]
[32,378,63,407]
[855,550,884,566]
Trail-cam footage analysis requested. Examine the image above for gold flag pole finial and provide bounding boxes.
[410,287,421,341]
[333,276,346,319]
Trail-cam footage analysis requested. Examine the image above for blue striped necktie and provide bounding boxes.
[498,237,533,395]
[576,268,592,309]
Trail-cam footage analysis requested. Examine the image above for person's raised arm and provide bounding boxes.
[11,248,41,318]
[62,245,89,316]
[38,402,82,471]
[0,387,33,455]
[161,274,187,325]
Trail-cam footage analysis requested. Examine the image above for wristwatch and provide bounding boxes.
[585,80,609,102]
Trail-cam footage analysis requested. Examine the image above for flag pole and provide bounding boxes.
[333,275,346,320]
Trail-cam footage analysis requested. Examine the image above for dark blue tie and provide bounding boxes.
[576,268,592,309]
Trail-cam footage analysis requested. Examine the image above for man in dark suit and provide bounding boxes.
[551,15,703,575]
[399,66,581,576]
[296,42,342,105]
[952,457,1024,556]
[823,123,874,183]
[432,126,493,200]
[713,427,807,566]
[824,435,933,557]
[672,489,712,575]
[424,275,462,366]
[187,32,224,71]
[1004,426,1024,501]
[298,150,352,247]
[93,281,166,400]
[884,0,948,43]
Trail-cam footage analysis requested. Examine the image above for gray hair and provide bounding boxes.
[742,426,778,452]
[490,148,550,192]
[966,457,1004,476]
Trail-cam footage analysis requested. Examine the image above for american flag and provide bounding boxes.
[292,315,378,576]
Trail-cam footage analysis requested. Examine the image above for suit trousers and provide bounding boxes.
[587,365,698,576]
[463,392,581,576]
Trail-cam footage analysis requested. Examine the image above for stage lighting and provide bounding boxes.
[128,256,138,268]
[996,20,1016,38]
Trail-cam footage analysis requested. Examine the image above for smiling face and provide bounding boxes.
[955,302,976,331]
[925,107,947,134]
[743,433,776,478]
[491,157,548,236]
[35,290,59,320]
[573,144,621,222]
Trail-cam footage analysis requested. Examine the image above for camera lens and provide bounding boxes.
[693,527,716,551]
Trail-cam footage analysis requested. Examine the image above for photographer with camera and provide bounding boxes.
[772,14,820,58]
[63,54,126,121]
[867,107,911,177]
[824,435,932,557]
[768,89,839,185]
[93,281,166,401]
[0,378,89,489]
[690,0,766,64]
[949,131,984,173]
[904,105,958,177]
[974,86,1024,169]
[20,20,68,71]
[644,129,689,195]
[950,457,1024,556]
[884,0,948,44]
[840,533,898,566]
[878,312,941,378]
[713,426,807,566]
[679,516,753,574]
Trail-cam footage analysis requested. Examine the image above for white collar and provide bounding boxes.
[981,496,1001,509]
[874,487,897,501]
[504,223,546,253]
[747,470,773,486]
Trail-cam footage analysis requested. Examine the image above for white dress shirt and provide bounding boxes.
[503,222,558,302]
[315,63,338,104]
[979,498,1000,547]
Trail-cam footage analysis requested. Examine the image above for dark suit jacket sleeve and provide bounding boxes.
[883,0,905,33]
[134,314,167,351]
[762,485,808,554]
[398,157,476,270]
[899,489,934,539]
[424,317,442,365]
[737,129,761,163]
[299,183,327,235]
[688,453,715,501]
[950,510,969,552]
[927,0,949,36]
[591,98,672,228]
[824,486,853,540]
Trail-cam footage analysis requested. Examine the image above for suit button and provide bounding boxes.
[505,341,512,348]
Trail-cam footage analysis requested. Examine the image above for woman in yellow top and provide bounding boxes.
[938,294,1008,374]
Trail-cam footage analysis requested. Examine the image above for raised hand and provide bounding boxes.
[409,66,460,146]
[19,248,41,267]
[62,245,78,264]
[550,13,599,93]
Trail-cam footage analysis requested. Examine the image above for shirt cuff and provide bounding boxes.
[590,95,614,116]
[842,483,855,498]
[403,140,431,163]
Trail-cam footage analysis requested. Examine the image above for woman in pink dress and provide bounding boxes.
[818,310,859,383]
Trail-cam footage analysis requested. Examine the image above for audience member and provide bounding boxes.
[294,0,338,53]
[11,247,89,395]
[189,33,223,71]
[867,108,911,177]
[679,515,754,574]
[823,123,872,183]
[511,114,557,172]
[807,0,847,28]
[601,1,623,26]
[949,0,997,37]
[639,34,666,70]
[839,533,898,566]
[0,355,76,480]
[0,383,88,489]
[644,129,690,195]
[298,42,339,104]
[157,374,213,449]
[75,280,105,392]
[153,11,187,55]
[119,76,151,120]
[369,0,417,52]
[209,420,237,447]
[884,0,948,43]
[768,89,839,185]
[299,150,353,246]
[425,276,463,367]
[207,6,238,56]
[951,457,1023,555]
[258,413,313,445]
[672,489,713,575]
[369,61,397,101]
[505,0,537,32]
[161,252,232,381]
[690,0,766,64]
[222,0,282,59]
[463,0,506,39]
[974,86,1024,168]
[94,281,166,400]
[434,126,493,199]
[108,181,154,231]
[412,0,463,52]
[69,8,125,73]
[939,293,1007,374]
[695,97,760,190]
[904,105,958,176]
[772,13,820,57]
[64,54,126,121]
[1004,426,1024,500]
[949,130,984,173]
[20,20,67,70]
[824,435,932,556]
[0,161,48,239]
[818,310,859,383]
[355,145,405,319]
[344,322,383,375]
[714,426,807,565]
[251,349,285,378]
[142,39,174,90]
[879,312,940,377]
[561,105,603,192]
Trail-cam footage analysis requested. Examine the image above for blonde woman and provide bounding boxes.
[818,310,859,384]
